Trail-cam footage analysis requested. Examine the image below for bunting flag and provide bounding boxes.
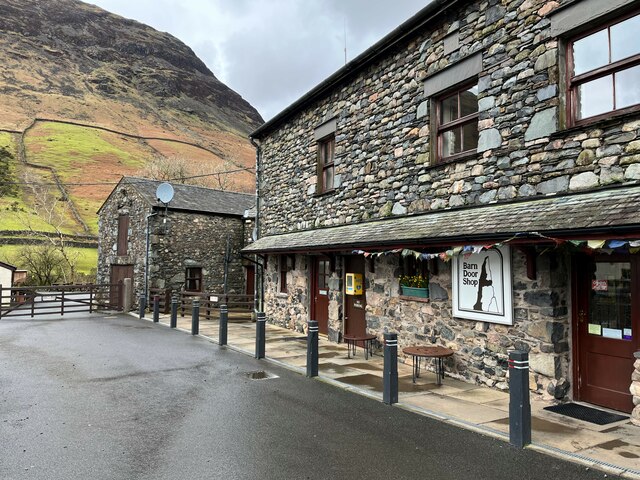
[351,233,640,260]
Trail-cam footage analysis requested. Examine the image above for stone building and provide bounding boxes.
[97,177,255,308]
[245,0,640,417]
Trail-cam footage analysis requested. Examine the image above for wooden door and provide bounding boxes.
[245,265,255,295]
[311,256,330,335]
[110,264,133,309]
[344,256,367,338]
[574,255,638,413]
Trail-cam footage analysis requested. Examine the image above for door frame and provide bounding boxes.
[571,253,639,412]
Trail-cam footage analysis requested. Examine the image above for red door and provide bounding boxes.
[574,255,639,413]
[311,256,330,335]
[344,256,366,338]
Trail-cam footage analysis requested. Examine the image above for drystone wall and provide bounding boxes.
[258,0,640,238]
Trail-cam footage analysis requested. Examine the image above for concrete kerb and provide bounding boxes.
[128,312,640,479]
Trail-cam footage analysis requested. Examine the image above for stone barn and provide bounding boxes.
[97,177,255,308]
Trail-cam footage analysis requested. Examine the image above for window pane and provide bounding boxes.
[461,122,479,151]
[576,75,614,119]
[441,128,461,157]
[615,65,640,109]
[611,14,640,62]
[573,29,609,75]
[441,94,458,123]
[589,262,632,339]
[323,165,334,191]
[460,85,478,117]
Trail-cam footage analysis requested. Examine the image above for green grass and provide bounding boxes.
[0,245,98,275]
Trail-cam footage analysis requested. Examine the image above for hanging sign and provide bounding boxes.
[452,246,513,325]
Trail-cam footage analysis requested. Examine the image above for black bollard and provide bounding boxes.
[255,312,266,359]
[191,299,200,335]
[153,295,160,323]
[508,350,531,448]
[219,304,228,346]
[139,294,146,319]
[170,294,178,328]
[306,320,319,378]
[383,333,398,405]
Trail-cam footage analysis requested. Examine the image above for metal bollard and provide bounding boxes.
[170,294,178,328]
[219,304,228,346]
[191,299,200,335]
[383,333,398,405]
[508,350,531,448]
[255,312,266,359]
[139,294,146,319]
[306,320,319,378]
[153,295,160,323]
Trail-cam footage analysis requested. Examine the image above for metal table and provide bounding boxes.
[403,345,454,385]
[343,333,377,359]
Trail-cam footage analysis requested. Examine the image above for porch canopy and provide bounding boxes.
[243,184,640,254]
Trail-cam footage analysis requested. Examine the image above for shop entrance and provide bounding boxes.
[573,255,639,413]
[311,256,330,335]
[344,256,366,338]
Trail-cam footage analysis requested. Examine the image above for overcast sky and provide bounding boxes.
[85,0,428,120]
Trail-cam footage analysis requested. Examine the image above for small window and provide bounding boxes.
[569,11,640,124]
[279,256,288,293]
[185,267,202,292]
[117,214,129,256]
[436,82,479,163]
[317,135,335,193]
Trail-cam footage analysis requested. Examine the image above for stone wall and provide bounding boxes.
[364,248,571,397]
[97,184,148,299]
[633,352,640,426]
[257,0,640,238]
[150,212,247,294]
[264,254,310,333]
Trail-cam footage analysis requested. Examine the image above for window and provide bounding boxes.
[279,256,288,293]
[569,11,640,123]
[317,135,335,193]
[117,214,129,255]
[436,82,479,163]
[185,267,202,292]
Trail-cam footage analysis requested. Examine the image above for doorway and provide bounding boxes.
[573,255,638,413]
[344,256,367,338]
[110,264,133,310]
[310,256,330,335]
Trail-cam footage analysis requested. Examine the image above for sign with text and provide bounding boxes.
[452,246,513,325]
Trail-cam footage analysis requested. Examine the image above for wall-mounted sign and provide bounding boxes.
[452,246,513,325]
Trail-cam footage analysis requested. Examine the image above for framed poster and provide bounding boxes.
[452,245,513,325]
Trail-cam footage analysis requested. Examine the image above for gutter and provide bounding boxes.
[249,137,264,312]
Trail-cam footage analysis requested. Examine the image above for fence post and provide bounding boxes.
[170,294,178,328]
[219,304,228,346]
[139,294,146,319]
[306,320,319,378]
[383,333,398,405]
[153,295,160,323]
[60,287,65,316]
[255,311,266,359]
[509,350,531,448]
[191,299,200,335]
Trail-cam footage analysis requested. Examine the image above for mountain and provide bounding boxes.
[0,0,262,246]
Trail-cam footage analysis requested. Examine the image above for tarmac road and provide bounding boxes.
[0,313,619,480]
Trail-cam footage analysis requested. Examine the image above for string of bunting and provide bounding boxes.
[352,232,640,261]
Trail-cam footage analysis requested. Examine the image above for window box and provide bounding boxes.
[401,286,429,298]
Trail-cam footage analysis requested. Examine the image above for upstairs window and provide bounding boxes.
[185,267,202,292]
[117,214,129,256]
[317,135,335,194]
[436,82,479,163]
[569,11,640,123]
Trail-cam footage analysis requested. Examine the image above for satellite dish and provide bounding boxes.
[156,182,174,204]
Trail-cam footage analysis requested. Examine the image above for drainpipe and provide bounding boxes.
[144,209,159,308]
[250,137,264,312]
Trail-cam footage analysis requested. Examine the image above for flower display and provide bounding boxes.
[399,275,428,288]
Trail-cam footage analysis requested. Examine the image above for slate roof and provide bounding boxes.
[107,177,256,217]
[243,184,640,253]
